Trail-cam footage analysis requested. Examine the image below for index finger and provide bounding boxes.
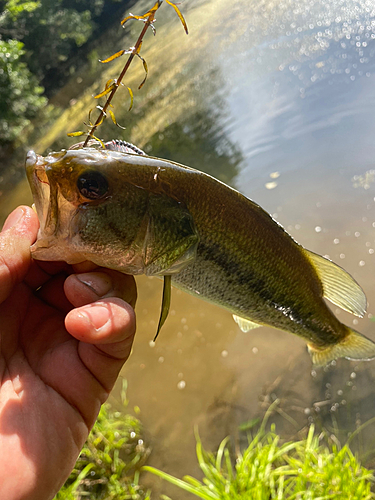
[0,206,39,304]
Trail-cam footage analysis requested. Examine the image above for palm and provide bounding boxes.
[0,207,136,500]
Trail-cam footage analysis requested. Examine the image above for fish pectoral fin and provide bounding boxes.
[233,315,262,332]
[305,249,366,317]
[154,275,172,341]
[308,328,375,366]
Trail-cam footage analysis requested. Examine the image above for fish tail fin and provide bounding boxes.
[308,328,375,366]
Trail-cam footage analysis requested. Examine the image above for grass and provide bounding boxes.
[54,390,375,500]
[144,404,375,500]
[54,381,151,500]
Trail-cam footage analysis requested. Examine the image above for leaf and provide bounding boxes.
[142,466,213,500]
[150,21,157,36]
[121,1,161,25]
[238,418,261,432]
[121,13,144,25]
[108,109,126,129]
[100,49,126,63]
[165,0,189,34]
[117,85,134,111]
[94,83,116,98]
[137,54,148,89]
[85,108,105,127]
[87,108,95,127]
[67,131,86,137]
[127,86,134,111]
[105,78,115,88]
[88,134,106,148]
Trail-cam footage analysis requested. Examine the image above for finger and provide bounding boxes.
[72,261,100,273]
[35,272,73,314]
[65,297,136,391]
[64,270,137,308]
[32,269,137,317]
[24,260,99,292]
[24,260,72,290]
[0,206,39,304]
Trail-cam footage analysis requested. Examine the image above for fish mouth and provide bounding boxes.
[26,150,52,236]
[26,149,68,257]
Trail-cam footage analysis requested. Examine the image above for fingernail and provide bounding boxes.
[79,305,111,331]
[76,272,112,297]
[1,207,25,233]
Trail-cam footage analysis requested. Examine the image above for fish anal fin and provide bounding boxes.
[233,315,262,332]
[308,328,375,366]
[305,249,366,318]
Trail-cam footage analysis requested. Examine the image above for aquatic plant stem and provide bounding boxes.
[83,10,156,147]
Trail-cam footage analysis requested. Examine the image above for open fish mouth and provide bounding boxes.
[25,149,75,259]
[26,150,52,237]
[25,147,123,264]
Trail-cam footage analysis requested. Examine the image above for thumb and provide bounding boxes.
[0,206,39,304]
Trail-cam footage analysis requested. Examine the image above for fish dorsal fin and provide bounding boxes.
[233,315,262,332]
[304,249,366,318]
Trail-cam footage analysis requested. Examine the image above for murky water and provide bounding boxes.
[3,0,375,496]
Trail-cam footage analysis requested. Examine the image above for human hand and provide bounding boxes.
[0,206,137,500]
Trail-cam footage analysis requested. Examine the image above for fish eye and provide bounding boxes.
[77,170,109,200]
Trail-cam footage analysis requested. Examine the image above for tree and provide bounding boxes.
[0,39,46,144]
[0,0,98,83]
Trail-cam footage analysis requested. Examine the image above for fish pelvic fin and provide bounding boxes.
[308,328,375,366]
[233,315,262,332]
[304,249,366,318]
[154,275,172,341]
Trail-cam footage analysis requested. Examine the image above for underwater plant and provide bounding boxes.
[67,0,188,146]
[144,420,375,499]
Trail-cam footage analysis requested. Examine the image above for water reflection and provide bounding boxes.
[214,0,375,192]
[2,0,375,496]
[143,108,243,184]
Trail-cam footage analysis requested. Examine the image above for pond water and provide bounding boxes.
[3,0,375,496]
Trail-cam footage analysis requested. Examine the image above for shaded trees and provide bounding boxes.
[0,0,132,147]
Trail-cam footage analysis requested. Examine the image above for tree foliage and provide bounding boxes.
[0,0,129,148]
[0,38,46,144]
[0,0,99,81]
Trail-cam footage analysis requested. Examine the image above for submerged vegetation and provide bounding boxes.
[55,392,375,499]
[146,424,375,499]
[54,382,151,500]
[68,0,188,146]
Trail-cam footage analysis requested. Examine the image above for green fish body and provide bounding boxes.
[26,146,375,366]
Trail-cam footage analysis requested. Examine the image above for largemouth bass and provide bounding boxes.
[25,142,375,366]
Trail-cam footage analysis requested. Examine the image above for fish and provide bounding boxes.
[25,141,375,366]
